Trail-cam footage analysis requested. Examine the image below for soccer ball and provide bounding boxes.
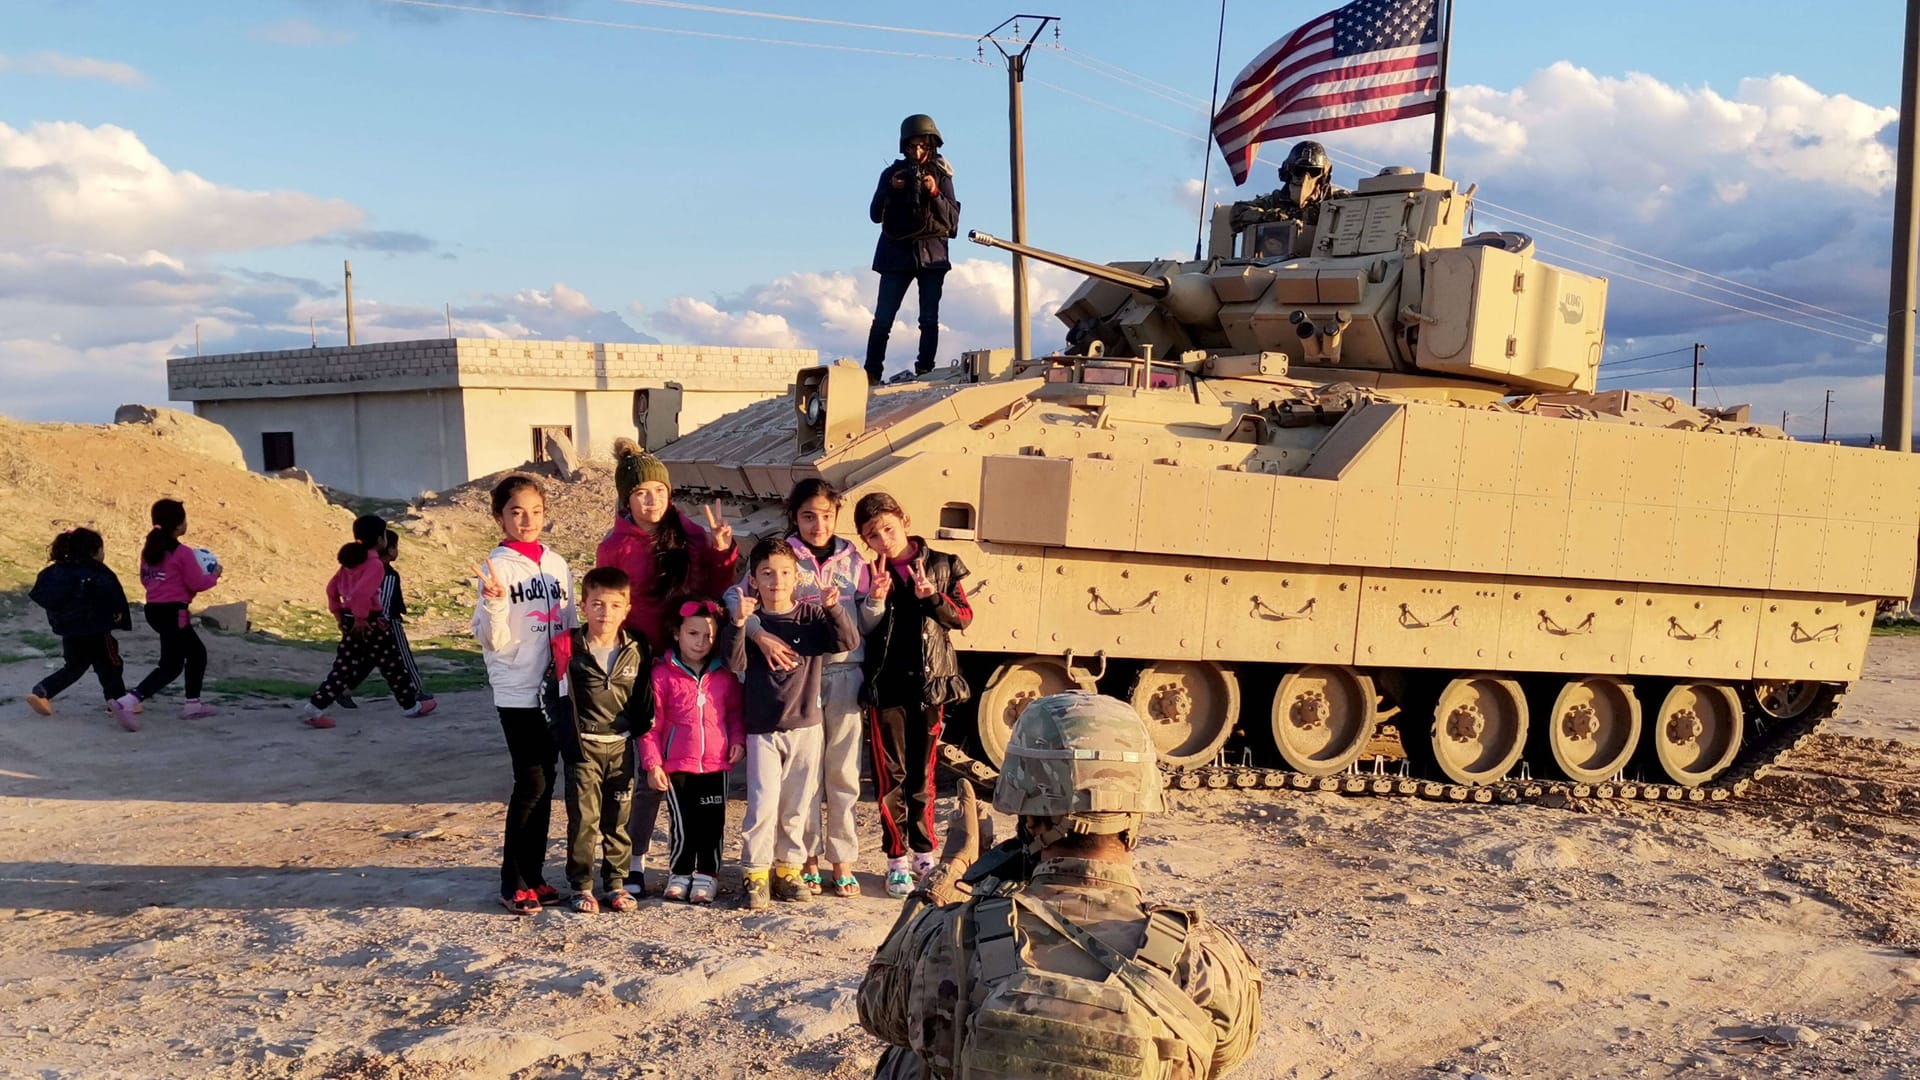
[194,547,221,575]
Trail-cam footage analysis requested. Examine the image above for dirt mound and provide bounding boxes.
[111,404,248,471]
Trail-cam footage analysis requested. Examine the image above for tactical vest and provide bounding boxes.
[955,893,1219,1079]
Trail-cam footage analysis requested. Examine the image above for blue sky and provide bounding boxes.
[1,0,1914,436]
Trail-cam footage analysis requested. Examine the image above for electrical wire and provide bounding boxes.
[1597,362,1695,381]
[1603,345,1694,368]
[375,0,976,60]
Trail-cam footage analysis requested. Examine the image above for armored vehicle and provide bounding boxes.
[661,165,1920,802]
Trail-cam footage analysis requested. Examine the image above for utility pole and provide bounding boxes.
[344,260,356,347]
[1782,409,1791,435]
[1823,388,1835,442]
[981,13,1057,365]
[1691,342,1704,407]
[1884,0,1920,451]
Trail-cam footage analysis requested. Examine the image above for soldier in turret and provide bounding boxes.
[858,693,1263,1079]
[865,114,961,385]
[1229,140,1346,258]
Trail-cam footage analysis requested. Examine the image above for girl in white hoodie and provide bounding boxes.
[473,474,576,916]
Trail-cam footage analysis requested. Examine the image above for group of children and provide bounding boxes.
[474,440,972,915]
[26,499,224,731]
[21,444,974,919]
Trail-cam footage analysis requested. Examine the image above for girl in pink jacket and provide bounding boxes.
[110,499,220,731]
[639,601,743,904]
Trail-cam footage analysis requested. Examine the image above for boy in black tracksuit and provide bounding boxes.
[545,567,653,913]
[26,527,132,716]
[853,492,972,899]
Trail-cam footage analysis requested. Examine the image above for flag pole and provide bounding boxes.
[1428,0,1455,175]
[1194,0,1229,260]
[1884,0,1920,453]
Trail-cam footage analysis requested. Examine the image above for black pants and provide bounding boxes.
[311,626,419,710]
[134,602,205,700]
[565,739,636,893]
[869,704,944,857]
[865,267,947,382]
[35,633,126,701]
[497,706,557,896]
[347,621,425,698]
[628,783,666,864]
[664,770,728,877]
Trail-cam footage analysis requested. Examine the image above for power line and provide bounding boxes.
[604,0,1001,40]
[1604,345,1695,368]
[375,0,976,60]
[1598,362,1695,381]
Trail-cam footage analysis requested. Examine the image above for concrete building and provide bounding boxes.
[166,338,814,498]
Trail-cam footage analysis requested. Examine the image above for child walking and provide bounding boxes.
[853,491,973,899]
[340,528,432,711]
[110,499,220,732]
[300,516,434,729]
[473,474,576,917]
[547,566,651,914]
[640,600,743,905]
[724,539,858,910]
[26,528,132,718]
[728,479,883,897]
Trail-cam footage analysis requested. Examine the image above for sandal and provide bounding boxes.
[603,890,638,913]
[663,875,692,902]
[498,890,539,917]
[532,884,564,906]
[801,870,823,895]
[569,892,600,914]
[830,874,861,898]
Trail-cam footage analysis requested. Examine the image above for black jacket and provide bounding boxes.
[723,600,859,735]
[861,539,972,709]
[870,157,960,274]
[29,561,132,638]
[545,628,653,763]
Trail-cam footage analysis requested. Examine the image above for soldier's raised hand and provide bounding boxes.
[474,559,505,600]
[704,501,734,552]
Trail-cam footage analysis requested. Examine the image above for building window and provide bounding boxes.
[532,425,574,463]
[262,431,296,471]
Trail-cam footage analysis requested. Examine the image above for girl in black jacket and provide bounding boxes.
[26,528,132,717]
[853,492,972,898]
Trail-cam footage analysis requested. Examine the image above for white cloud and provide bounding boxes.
[251,19,358,47]
[0,52,145,86]
[0,122,364,253]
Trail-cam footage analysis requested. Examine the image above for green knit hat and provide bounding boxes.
[613,437,671,508]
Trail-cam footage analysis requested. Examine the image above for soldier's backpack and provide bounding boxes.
[955,892,1219,1079]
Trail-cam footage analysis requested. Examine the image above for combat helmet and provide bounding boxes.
[900,113,944,152]
[1279,139,1330,181]
[993,692,1163,846]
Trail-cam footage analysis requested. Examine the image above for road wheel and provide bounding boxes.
[1128,660,1239,768]
[975,656,1092,767]
[1270,665,1377,776]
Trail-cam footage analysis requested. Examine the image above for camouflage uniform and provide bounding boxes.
[859,858,1262,1079]
[856,692,1264,1079]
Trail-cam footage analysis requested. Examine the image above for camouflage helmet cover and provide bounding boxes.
[900,113,944,151]
[1279,139,1330,181]
[992,692,1165,827]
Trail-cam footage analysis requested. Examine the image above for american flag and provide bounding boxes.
[1212,0,1442,184]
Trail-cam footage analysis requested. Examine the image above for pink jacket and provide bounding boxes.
[326,552,387,622]
[595,507,740,652]
[139,543,219,605]
[639,655,743,775]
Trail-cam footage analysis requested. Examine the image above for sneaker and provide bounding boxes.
[771,866,812,904]
[336,691,359,710]
[689,873,718,904]
[912,852,938,882]
[26,692,52,716]
[300,702,334,729]
[181,700,215,720]
[109,695,141,733]
[663,875,692,902]
[403,698,437,718]
[743,869,771,911]
[885,856,914,899]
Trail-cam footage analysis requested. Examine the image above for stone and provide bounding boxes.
[112,938,165,959]
[545,429,580,482]
[113,404,247,470]
[199,602,249,633]
[399,1026,572,1079]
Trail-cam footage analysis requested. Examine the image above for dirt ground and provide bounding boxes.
[1,611,1917,1080]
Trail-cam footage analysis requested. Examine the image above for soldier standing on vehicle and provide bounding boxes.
[864,114,960,385]
[1229,139,1346,257]
[858,692,1263,1079]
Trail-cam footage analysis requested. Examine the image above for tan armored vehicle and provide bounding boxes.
[662,166,1920,802]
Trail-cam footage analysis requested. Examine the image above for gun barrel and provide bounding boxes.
[968,230,1169,297]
